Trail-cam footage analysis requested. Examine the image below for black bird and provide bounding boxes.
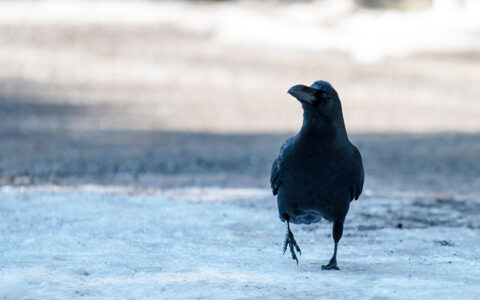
[270,80,364,270]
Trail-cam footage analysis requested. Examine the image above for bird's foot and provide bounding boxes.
[321,258,339,271]
[283,230,301,265]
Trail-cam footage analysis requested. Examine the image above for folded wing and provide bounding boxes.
[270,137,294,196]
[350,146,364,201]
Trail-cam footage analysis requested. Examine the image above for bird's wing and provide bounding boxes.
[270,137,294,196]
[350,145,365,201]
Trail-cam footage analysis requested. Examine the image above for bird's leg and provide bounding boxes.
[283,219,301,265]
[322,221,343,270]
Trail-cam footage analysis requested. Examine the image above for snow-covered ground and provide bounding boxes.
[1,186,479,299]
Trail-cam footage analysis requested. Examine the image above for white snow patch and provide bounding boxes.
[0,1,479,63]
[162,187,271,202]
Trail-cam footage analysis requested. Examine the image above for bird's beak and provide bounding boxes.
[287,85,319,104]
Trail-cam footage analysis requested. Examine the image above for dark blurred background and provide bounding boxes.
[1,0,479,197]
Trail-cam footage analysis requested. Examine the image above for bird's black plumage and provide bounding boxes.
[270,80,364,269]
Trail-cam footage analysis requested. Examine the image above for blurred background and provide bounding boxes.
[3,2,480,296]
[1,0,479,197]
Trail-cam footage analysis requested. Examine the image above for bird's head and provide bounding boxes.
[288,80,344,127]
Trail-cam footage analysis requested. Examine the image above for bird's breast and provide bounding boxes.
[277,161,351,222]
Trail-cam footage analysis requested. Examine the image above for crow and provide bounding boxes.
[270,80,364,270]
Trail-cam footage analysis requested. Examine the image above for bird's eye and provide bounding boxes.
[320,92,329,100]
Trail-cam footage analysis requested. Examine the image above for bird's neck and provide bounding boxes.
[300,117,349,145]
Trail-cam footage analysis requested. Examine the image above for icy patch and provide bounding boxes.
[0,276,28,300]
[0,187,479,298]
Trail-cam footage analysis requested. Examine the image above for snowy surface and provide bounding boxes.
[1,186,480,299]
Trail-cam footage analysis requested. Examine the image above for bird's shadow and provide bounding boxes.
[297,260,393,275]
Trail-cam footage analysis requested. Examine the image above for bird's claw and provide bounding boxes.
[321,258,339,270]
[283,230,301,265]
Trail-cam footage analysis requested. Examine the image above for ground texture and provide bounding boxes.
[1,186,480,299]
